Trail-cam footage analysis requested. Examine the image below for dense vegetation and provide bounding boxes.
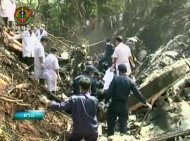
[16,0,188,50]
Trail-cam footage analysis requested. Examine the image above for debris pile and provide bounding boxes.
[1,15,190,141]
[0,46,72,141]
[117,35,190,140]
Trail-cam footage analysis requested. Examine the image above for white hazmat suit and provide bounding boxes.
[44,54,59,92]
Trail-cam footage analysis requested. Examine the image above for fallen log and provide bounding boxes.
[7,43,22,52]
[129,59,190,111]
[3,30,22,50]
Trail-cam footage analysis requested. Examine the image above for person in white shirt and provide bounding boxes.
[44,48,60,94]
[9,24,38,70]
[34,37,47,84]
[0,0,16,28]
[111,36,135,76]
[36,24,48,41]
[7,0,16,29]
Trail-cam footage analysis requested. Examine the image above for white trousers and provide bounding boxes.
[22,49,34,57]
[8,2,16,21]
[44,70,57,92]
[34,66,44,79]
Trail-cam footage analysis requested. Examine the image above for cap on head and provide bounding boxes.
[118,64,127,73]
[116,36,123,42]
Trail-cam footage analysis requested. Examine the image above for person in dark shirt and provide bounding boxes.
[98,39,114,72]
[40,77,99,141]
[72,66,97,97]
[105,63,152,137]
[85,61,99,73]
[104,39,114,67]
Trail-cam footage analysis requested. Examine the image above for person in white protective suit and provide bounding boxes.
[34,37,47,84]
[0,0,16,28]
[44,48,61,94]
[36,24,48,41]
[111,36,135,77]
[9,24,38,70]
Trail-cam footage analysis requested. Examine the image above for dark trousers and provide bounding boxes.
[22,57,34,71]
[68,132,98,141]
[107,102,128,137]
[39,79,45,86]
[2,17,8,27]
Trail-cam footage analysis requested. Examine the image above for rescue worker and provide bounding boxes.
[34,37,47,84]
[103,39,114,67]
[85,61,99,73]
[72,66,97,97]
[39,77,99,141]
[105,64,152,137]
[9,24,38,70]
[0,0,16,28]
[7,0,16,29]
[71,45,87,77]
[36,24,48,41]
[111,36,135,76]
[44,47,61,94]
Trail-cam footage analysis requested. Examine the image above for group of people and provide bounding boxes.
[110,12,123,29]
[100,36,135,79]
[85,12,123,32]
[0,1,151,140]
[39,36,152,141]
[8,24,60,95]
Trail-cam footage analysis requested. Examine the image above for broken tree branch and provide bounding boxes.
[0,94,18,100]
[134,96,155,138]
[15,102,31,107]
[88,40,105,48]
[0,97,23,103]
[0,97,30,106]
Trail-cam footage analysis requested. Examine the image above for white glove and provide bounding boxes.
[146,102,152,110]
[39,96,50,105]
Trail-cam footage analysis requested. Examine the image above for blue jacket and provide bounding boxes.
[51,93,99,135]
[105,75,146,112]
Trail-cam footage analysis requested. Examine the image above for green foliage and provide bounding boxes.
[18,0,125,38]
[18,0,185,46]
